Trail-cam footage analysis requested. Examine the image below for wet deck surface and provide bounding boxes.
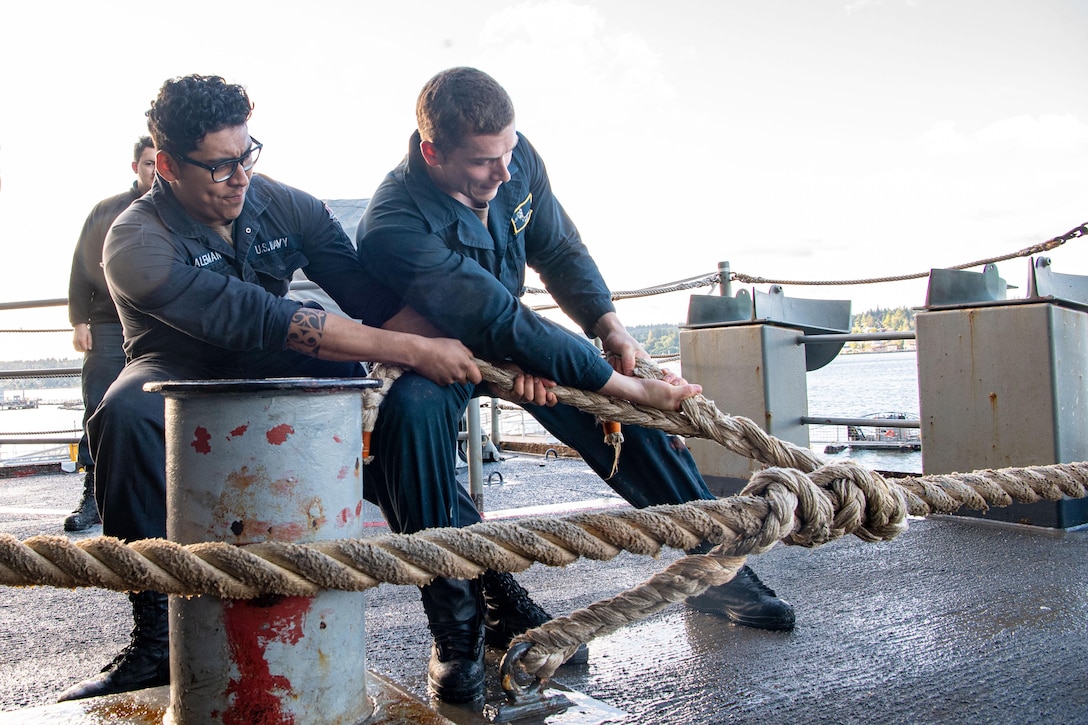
[1,452,1086,724]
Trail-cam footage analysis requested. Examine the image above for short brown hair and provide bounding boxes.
[416,67,515,152]
[133,136,154,163]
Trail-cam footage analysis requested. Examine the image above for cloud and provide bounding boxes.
[844,0,919,15]
[844,0,882,14]
[915,120,973,155]
[477,1,674,110]
[977,114,1088,152]
[916,114,1088,156]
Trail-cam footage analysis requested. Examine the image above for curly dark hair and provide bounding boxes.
[146,74,253,156]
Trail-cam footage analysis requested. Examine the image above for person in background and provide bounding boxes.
[356,66,796,705]
[64,136,156,532]
[57,74,483,702]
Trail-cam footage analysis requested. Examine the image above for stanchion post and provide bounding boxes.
[490,396,502,449]
[468,397,485,510]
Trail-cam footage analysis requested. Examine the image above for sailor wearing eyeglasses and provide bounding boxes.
[57,73,481,703]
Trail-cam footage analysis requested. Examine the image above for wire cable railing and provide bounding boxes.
[1,220,1083,461]
[0,299,81,462]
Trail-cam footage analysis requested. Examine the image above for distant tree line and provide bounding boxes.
[851,306,915,333]
[627,306,917,355]
[627,324,681,356]
[0,358,82,390]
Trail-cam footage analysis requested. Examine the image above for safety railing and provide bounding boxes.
[0,298,81,463]
[5,216,1084,476]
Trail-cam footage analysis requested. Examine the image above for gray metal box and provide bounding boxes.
[916,301,1088,526]
[680,324,809,492]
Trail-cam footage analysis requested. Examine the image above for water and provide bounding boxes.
[489,350,923,475]
[806,350,921,474]
[2,357,925,475]
[0,386,83,462]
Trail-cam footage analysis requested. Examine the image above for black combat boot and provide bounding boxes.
[480,569,589,665]
[63,471,101,532]
[421,577,485,704]
[685,564,796,631]
[57,591,170,701]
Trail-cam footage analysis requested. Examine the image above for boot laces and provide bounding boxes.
[102,611,168,673]
[735,566,778,598]
[100,639,143,673]
[101,649,130,673]
[483,573,550,625]
[433,628,481,661]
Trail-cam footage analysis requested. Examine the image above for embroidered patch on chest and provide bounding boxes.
[193,250,224,268]
[511,193,533,234]
[253,236,289,255]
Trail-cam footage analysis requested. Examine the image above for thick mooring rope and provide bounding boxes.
[2,357,1087,680]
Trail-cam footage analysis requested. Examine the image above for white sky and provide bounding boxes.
[1,0,1086,361]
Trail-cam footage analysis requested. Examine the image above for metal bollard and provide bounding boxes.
[149,378,379,725]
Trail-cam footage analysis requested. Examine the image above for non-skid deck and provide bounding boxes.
[1,453,1085,724]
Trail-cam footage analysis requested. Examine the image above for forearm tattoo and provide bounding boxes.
[287,308,326,355]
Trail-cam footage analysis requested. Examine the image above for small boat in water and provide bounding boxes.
[0,398,39,410]
[824,412,921,453]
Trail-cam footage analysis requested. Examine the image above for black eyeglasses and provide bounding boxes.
[176,137,262,183]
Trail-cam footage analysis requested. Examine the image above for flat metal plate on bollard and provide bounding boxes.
[924,264,1008,308]
[1028,256,1088,310]
[684,287,850,371]
[752,287,851,372]
[752,286,851,335]
[686,289,754,326]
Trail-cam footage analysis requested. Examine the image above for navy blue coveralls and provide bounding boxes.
[68,183,140,470]
[91,174,393,543]
[356,132,714,536]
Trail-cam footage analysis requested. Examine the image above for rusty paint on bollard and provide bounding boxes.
[150,378,379,725]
